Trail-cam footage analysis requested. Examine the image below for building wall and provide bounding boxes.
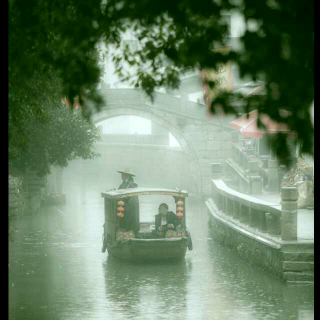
[179,117,235,195]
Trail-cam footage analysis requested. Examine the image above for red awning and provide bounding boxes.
[61,97,83,110]
[229,109,292,139]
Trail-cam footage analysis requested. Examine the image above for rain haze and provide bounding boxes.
[9,2,314,320]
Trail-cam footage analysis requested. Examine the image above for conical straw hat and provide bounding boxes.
[117,168,135,176]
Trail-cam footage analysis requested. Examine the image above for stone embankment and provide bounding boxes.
[206,169,314,283]
[9,172,47,218]
[9,175,26,240]
[24,171,47,213]
[9,176,26,218]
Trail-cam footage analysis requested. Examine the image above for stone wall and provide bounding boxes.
[180,120,235,195]
[9,176,26,218]
[9,175,26,240]
[208,211,284,279]
[24,172,47,214]
[9,172,47,219]
[207,206,314,283]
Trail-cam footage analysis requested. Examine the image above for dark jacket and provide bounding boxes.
[118,176,138,189]
[155,211,180,233]
[118,176,140,234]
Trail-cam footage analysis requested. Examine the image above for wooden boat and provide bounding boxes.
[101,188,193,261]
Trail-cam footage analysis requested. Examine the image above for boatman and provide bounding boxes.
[118,168,138,189]
[117,168,140,236]
[102,168,140,253]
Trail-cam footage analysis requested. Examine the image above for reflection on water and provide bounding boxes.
[103,257,191,320]
[9,173,314,320]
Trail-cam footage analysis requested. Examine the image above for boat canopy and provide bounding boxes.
[101,188,188,199]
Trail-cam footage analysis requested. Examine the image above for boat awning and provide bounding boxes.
[101,188,188,199]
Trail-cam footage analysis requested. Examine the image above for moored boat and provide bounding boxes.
[101,188,193,261]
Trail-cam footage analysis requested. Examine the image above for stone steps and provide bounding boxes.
[283,261,314,272]
[281,243,314,252]
[282,251,314,262]
[283,271,314,283]
[281,244,314,283]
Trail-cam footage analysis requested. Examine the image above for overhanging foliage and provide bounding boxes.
[9,0,314,165]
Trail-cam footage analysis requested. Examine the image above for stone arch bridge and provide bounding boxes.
[91,88,238,195]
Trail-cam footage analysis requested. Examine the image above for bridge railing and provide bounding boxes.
[101,88,208,120]
[223,144,263,195]
[231,142,260,173]
[231,142,281,193]
[100,134,169,146]
[209,167,298,240]
[210,179,281,236]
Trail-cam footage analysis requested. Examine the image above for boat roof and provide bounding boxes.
[101,187,188,199]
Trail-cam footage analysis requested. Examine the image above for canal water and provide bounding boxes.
[9,177,314,320]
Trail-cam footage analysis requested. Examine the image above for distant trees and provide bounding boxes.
[9,0,314,166]
[10,103,100,177]
[9,64,100,176]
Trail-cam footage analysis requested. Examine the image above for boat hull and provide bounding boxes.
[107,238,188,261]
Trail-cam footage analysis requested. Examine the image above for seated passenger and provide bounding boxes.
[154,203,180,238]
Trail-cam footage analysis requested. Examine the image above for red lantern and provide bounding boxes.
[117,201,125,206]
[117,212,124,218]
[176,212,184,217]
[177,206,184,212]
[177,200,184,206]
[117,207,124,212]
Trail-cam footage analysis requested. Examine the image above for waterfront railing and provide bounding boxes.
[210,164,298,240]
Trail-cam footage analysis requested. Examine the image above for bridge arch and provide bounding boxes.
[89,88,237,195]
[91,106,202,193]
